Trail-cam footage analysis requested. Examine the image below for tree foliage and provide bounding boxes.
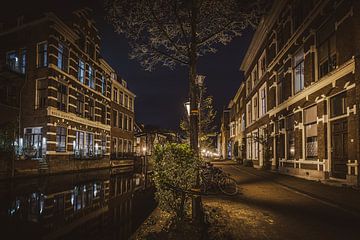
[180,84,216,149]
[105,0,266,71]
[151,143,200,220]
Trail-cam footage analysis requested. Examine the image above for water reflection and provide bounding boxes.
[0,167,155,240]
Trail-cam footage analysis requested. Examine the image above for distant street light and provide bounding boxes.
[184,101,190,116]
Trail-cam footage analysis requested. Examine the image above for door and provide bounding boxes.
[331,119,348,179]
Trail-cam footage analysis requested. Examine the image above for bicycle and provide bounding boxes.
[200,163,238,196]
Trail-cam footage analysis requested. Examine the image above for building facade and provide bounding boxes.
[228,83,246,162]
[219,109,230,159]
[239,0,360,185]
[110,74,135,160]
[0,9,135,176]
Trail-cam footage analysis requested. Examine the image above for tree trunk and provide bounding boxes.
[189,0,202,222]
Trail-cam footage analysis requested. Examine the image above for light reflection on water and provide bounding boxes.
[1,167,155,240]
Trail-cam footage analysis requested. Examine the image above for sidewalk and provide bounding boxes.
[214,160,360,216]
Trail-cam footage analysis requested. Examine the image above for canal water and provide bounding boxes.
[0,166,156,240]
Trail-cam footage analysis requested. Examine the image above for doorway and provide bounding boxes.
[331,119,348,179]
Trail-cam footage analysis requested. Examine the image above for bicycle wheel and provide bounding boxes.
[218,177,238,196]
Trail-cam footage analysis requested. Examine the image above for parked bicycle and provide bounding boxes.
[200,162,238,196]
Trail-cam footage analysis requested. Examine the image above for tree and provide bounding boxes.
[246,127,272,169]
[180,84,216,151]
[105,0,266,220]
[152,143,200,221]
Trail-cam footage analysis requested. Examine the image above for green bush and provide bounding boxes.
[152,143,200,221]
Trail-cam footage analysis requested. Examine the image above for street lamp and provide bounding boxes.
[184,101,190,116]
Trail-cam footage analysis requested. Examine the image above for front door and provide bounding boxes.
[331,119,348,179]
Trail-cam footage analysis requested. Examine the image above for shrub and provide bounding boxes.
[152,143,200,221]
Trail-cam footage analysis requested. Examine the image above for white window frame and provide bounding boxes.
[259,83,267,117]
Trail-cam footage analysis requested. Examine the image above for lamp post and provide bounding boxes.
[185,74,205,221]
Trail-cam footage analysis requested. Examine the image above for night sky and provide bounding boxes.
[2,0,254,131]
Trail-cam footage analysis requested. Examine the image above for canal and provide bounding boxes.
[0,166,156,240]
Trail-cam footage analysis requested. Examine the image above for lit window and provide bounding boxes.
[56,127,67,152]
[286,115,295,159]
[57,43,68,72]
[37,42,48,67]
[304,106,318,159]
[259,83,267,117]
[88,65,94,89]
[101,75,106,96]
[78,60,85,83]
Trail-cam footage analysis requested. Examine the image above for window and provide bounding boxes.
[101,75,106,96]
[246,134,252,159]
[56,127,67,152]
[20,49,26,74]
[119,113,123,129]
[120,91,124,105]
[317,23,336,78]
[129,98,133,111]
[251,65,258,86]
[88,98,95,121]
[112,138,118,154]
[246,102,252,126]
[125,95,129,108]
[78,60,85,83]
[253,131,258,160]
[75,131,85,156]
[304,106,318,159]
[57,83,67,111]
[57,43,68,72]
[294,48,304,93]
[129,117,133,132]
[258,50,266,79]
[259,83,267,117]
[88,65,94,89]
[252,94,258,121]
[100,104,106,124]
[118,138,123,153]
[6,49,26,74]
[37,42,48,67]
[113,87,118,103]
[246,77,252,96]
[330,92,347,118]
[112,110,118,127]
[101,135,107,155]
[128,140,132,153]
[286,115,295,159]
[85,133,94,157]
[124,115,128,130]
[277,69,286,104]
[76,93,84,116]
[123,139,128,153]
[35,79,47,109]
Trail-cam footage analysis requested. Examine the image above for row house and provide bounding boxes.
[227,83,246,162]
[0,9,135,175]
[110,74,135,159]
[219,108,230,159]
[240,0,360,185]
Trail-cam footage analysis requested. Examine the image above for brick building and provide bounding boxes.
[219,108,230,159]
[0,9,135,175]
[227,83,246,162]
[110,70,135,160]
[237,0,359,185]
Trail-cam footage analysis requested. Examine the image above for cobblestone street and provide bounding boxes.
[204,161,360,240]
